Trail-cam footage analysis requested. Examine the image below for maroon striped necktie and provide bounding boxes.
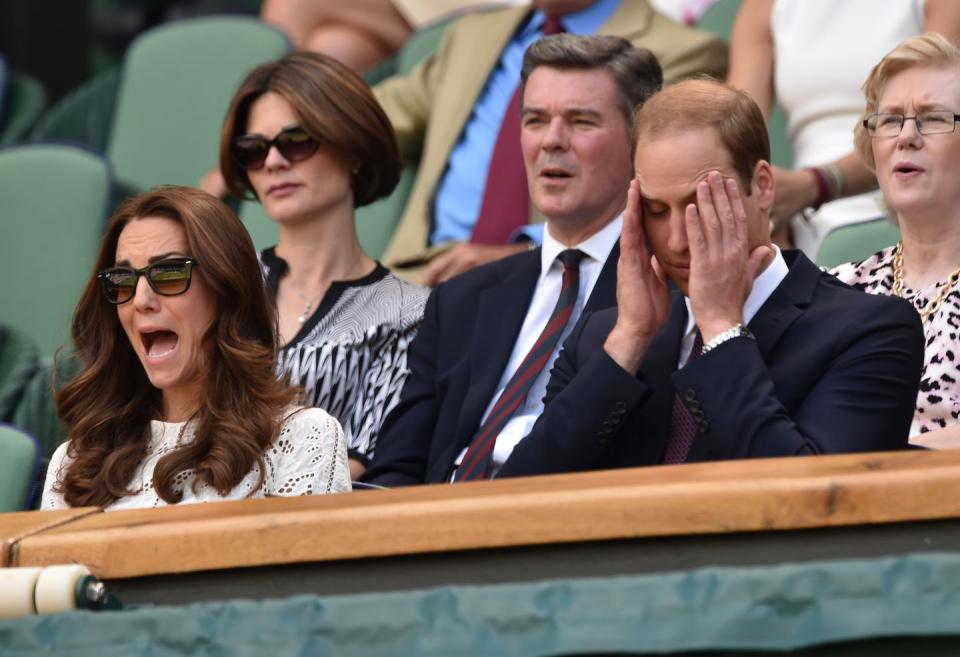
[469,15,565,245]
[662,332,703,464]
[456,248,586,481]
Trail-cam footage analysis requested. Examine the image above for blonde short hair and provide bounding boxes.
[855,32,960,171]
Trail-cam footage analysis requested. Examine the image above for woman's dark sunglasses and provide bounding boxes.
[97,257,197,305]
[231,126,320,171]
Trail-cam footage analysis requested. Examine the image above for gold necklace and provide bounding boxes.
[891,241,960,322]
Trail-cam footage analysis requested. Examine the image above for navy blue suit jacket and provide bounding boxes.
[497,250,925,478]
[364,243,619,485]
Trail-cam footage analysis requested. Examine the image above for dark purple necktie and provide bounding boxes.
[662,332,703,464]
[470,15,565,245]
[457,248,585,480]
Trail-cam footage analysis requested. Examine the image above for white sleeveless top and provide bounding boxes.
[772,0,925,256]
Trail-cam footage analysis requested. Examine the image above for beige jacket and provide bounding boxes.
[375,0,728,270]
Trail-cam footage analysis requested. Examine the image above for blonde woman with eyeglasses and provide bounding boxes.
[831,33,960,449]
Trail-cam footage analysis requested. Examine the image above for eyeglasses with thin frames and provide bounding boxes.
[97,257,197,305]
[863,110,960,137]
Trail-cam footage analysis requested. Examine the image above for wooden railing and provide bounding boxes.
[4,449,960,580]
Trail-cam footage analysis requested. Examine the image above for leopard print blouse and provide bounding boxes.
[831,246,960,438]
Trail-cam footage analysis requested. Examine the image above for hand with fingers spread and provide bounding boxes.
[604,179,672,375]
[686,171,772,343]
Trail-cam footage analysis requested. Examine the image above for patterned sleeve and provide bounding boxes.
[267,407,351,496]
[41,441,70,510]
[354,320,422,460]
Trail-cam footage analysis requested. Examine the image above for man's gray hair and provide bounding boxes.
[520,34,663,129]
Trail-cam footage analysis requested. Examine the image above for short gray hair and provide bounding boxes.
[520,34,663,131]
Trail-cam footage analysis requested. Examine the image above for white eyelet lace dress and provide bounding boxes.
[41,407,351,510]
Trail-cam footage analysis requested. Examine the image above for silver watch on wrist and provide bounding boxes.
[701,323,754,354]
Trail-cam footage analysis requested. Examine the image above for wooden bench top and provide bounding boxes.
[4,449,960,579]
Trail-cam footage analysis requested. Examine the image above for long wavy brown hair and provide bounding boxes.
[55,186,297,507]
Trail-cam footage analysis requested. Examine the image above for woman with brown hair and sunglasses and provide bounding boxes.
[42,186,351,510]
[220,52,427,479]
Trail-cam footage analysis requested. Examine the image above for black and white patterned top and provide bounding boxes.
[261,248,428,461]
[830,246,960,438]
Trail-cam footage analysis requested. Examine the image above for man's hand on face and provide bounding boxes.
[604,179,672,375]
[686,172,771,343]
[422,242,530,287]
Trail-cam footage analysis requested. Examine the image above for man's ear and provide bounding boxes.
[752,159,775,211]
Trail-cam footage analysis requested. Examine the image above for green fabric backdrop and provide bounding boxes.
[3,551,960,656]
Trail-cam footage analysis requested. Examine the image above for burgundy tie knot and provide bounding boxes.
[542,15,565,36]
[558,248,585,271]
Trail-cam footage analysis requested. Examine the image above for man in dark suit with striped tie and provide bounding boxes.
[496,79,925,479]
[362,35,662,485]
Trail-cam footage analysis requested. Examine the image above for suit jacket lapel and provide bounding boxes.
[453,252,542,450]
[684,251,819,462]
[747,250,818,359]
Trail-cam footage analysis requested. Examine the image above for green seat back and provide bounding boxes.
[0,144,112,356]
[238,201,278,253]
[107,17,290,194]
[0,325,39,422]
[0,424,39,511]
[697,0,793,168]
[12,352,82,505]
[29,68,121,153]
[696,0,740,40]
[396,18,452,75]
[0,55,9,127]
[816,218,901,268]
[0,71,48,146]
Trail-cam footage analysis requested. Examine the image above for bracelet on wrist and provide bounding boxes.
[701,323,755,354]
[808,167,831,210]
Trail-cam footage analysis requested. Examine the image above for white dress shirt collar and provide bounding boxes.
[541,213,623,279]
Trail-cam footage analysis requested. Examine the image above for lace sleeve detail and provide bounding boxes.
[267,407,351,496]
[41,441,71,510]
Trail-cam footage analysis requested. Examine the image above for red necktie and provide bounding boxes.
[470,15,565,245]
[456,248,585,480]
[662,332,704,464]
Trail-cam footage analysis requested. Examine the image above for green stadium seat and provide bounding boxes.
[0,144,112,356]
[0,325,39,423]
[107,16,290,195]
[0,55,8,126]
[0,71,48,146]
[29,68,122,153]
[697,0,793,168]
[238,200,278,253]
[0,423,40,511]
[816,218,901,269]
[11,352,82,507]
